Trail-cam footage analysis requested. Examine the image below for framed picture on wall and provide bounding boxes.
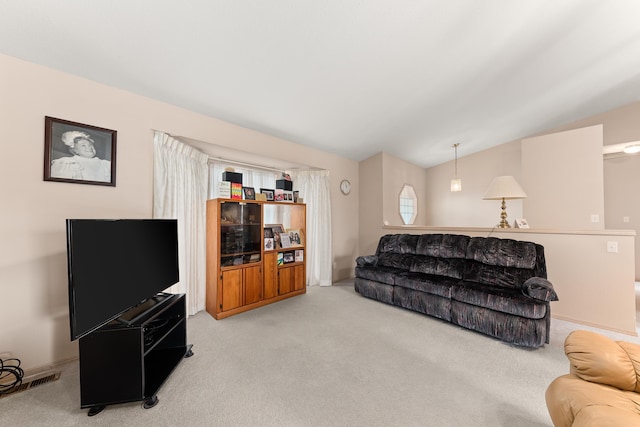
[43,116,117,186]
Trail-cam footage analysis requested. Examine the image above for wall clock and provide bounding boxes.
[340,179,351,195]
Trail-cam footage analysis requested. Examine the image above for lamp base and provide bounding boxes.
[497,198,511,228]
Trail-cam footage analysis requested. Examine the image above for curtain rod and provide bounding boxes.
[208,157,285,174]
[154,130,317,173]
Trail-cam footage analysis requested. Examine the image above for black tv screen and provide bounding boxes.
[66,219,179,341]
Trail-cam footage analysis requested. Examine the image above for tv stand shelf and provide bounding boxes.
[78,293,192,416]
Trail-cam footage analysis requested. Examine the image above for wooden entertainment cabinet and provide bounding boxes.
[78,293,192,415]
[206,198,307,319]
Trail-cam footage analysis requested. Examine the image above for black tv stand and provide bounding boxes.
[78,293,192,416]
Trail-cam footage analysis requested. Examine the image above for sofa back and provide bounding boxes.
[375,234,470,280]
[463,237,547,289]
[373,234,547,288]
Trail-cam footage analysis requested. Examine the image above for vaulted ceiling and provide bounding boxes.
[2,1,640,167]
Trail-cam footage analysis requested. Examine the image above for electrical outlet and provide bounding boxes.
[591,214,600,223]
[607,241,618,253]
[623,216,630,223]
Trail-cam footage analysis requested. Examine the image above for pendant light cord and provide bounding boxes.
[453,143,459,177]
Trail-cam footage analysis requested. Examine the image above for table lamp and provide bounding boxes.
[483,176,527,228]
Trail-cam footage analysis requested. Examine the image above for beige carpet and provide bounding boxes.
[2,281,639,426]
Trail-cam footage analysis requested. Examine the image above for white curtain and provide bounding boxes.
[209,162,281,224]
[290,170,333,286]
[153,132,209,315]
[208,162,278,199]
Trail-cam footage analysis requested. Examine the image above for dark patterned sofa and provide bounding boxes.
[354,234,558,348]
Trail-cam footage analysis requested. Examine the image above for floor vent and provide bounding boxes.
[0,369,61,398]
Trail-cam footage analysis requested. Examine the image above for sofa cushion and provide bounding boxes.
[546,374,640,427]
[395,272,456,298]
[463,260,535,290]
[393,286,451,321]
[376,234,418,255]
[466,237,537,269]
[409,256,466,280]
[451,281,547,319]
[354,278,394,304]
[416,234,469,258]
[377,252,415,270]
[355,266,400,286]
[451,301,548,347]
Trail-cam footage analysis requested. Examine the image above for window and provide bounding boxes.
[399,184,417,225]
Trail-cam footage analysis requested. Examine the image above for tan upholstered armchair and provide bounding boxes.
[545,330,640,426]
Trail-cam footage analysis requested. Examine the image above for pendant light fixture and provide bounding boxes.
[450,143,462,192]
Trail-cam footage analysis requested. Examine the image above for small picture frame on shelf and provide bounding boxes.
[295,250,304,262]
[266,224,284,234]
[277,252,284,265]
[260,188,275,201]
[286,229,303,246]
[264,237,274,250]
[283,190,293,202]
[293,191,299,203]
[242,187,255,200]
[266,224,284,248]
[274,189,285,202]
[219,181,231,198]
[283,251,295,264]
[280,233,292,248]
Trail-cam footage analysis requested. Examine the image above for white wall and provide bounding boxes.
[0,53,359,370]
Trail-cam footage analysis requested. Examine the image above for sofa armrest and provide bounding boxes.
[356,255,378,267]
[521,277,559,302]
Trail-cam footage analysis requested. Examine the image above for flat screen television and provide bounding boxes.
[66,219,179,341]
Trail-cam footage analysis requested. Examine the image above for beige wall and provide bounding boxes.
[359,153,384,255]
[522,125,605,230]
[0,53,359,370]
[381,152,428,227]
[424,141,523,227]
[605,154,640,277]
[358,152,429,255]
[422,103,640,279]
[550,102,640,279]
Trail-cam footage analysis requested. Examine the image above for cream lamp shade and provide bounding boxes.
[483,176,527,228]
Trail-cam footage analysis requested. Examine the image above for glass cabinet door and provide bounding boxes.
[219,202,262,267]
